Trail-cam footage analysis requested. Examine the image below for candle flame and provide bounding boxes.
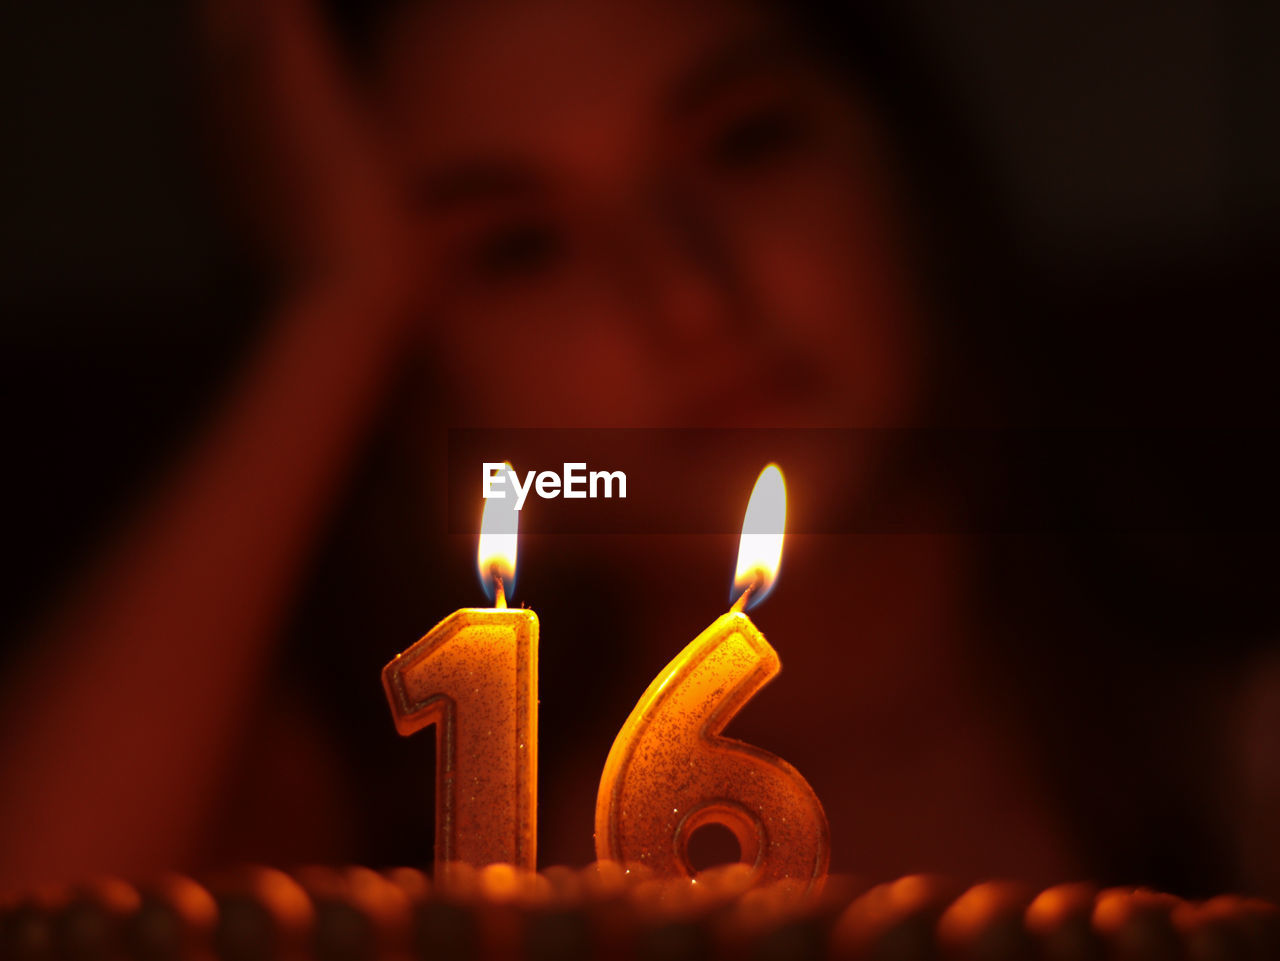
[730,463,786,611]
[478,462,518,604]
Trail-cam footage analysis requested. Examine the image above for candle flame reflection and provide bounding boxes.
[478,461,518,603]
[731,463,786,610]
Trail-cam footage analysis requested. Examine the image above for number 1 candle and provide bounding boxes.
[382,472,537,873]
[595,464,830,888]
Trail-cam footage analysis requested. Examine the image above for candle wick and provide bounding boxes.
[730,576,760,614]
[493,575,508,610]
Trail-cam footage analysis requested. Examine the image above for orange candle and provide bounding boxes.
[382,477,537,873]
[595,464,829,889]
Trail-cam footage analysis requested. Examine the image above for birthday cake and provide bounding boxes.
[3,864,1276,961]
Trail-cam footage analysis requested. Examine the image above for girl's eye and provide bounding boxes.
[471,220,565,281]
[708,105,808,172]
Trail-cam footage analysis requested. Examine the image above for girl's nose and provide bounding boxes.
[611,187,746,345]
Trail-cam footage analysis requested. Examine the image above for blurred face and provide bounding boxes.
[375,0,921,429]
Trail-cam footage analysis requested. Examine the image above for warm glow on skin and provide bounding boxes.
[375,0,921,434]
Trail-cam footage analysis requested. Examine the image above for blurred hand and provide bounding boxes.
[199,0,418,306]
[0,2,432,885]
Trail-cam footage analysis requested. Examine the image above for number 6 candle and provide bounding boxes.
[382,472,537,873]
[595,464,830,888]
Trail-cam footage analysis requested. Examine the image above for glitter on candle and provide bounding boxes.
[383,472,537,872]
[596,464,828,888]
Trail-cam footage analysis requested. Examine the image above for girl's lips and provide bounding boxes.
[657,361,834,428]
